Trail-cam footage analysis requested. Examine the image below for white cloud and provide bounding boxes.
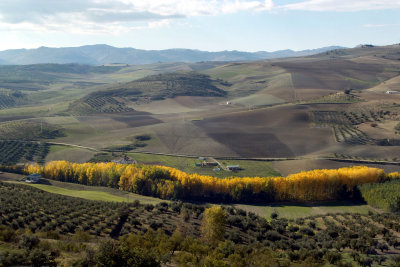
[0,0,275,34]
[222,0,274,13]
[2,0,398,35]
[363,24,396,28]
[282,0,400,12]
[148,19,171,29]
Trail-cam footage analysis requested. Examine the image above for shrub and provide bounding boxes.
[19,234,40,250]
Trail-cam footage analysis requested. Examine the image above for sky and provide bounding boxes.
[0,0,400,52]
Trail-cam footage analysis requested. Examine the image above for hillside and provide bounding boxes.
[314,43,400,61]
[69,72,228,114]
[1,173,400,266]
[0,44,344,65]
[0,44,399,171]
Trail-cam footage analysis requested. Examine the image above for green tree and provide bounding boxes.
[95,239,123,267]
[201,206,226,245]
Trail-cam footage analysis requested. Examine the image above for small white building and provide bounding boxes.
[386,91,400,94]
[25,173,41,183]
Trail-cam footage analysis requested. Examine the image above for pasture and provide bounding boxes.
[127,152,281,178]
[0,173,163,204]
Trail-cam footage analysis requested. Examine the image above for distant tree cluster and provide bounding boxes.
[358,178,400,212]
[24,161,392,203]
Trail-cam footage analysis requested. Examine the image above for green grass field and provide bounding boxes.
[345,77,378,87]
[46,145,96,163]
[5,180,163,204]
[127,152,281,178]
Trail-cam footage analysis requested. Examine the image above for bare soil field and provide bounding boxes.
[195,105,335,157]
[358,120,399,139]
[110,114,163,128]
[275,59,389,90]
[147,121,238,156]
[368,74,400,93]
[132,98,204,114]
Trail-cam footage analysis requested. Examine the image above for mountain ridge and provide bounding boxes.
[0,44,345,65]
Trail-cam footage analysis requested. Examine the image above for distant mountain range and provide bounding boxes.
[0,44,345,65]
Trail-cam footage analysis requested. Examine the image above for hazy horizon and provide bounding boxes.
[0,0,399,52]
[0,43,348,53]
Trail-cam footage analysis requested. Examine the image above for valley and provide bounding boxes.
[1,45,400,173]
[1,44,400,266]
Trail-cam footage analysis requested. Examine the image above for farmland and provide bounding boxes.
[123,152,281,178]
[68,72,228,115]
[0,141,49,164]
[1,181,400,266]
[0,46,398,175]
[0,47,399,204]
[2,8,400,265]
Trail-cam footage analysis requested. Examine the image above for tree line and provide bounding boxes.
[19,161,398,203]
[358,179,400,212]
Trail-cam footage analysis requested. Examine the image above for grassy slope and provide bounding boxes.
[15,183,131,202]
[0,172,162,204]
[127,152,281,178]
[16,181,163,204]
[46,145,95,163]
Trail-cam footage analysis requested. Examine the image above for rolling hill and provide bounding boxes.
[0,44,400,172]
[0,44,344,65]
[68,72,228,114]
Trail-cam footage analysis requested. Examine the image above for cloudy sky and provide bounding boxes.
[1,0,399,51]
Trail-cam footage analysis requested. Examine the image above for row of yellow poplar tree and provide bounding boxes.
[24,161,399,202]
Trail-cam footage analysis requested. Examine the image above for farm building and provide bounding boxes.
[227,165,241,171]
[111,156,136,164]
[203,162,218,167]
[25,173,41,183]
[386,91,400,94]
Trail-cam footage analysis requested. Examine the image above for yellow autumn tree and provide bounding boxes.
[23,161,390,203]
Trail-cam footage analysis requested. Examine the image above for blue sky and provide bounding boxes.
[1,0,399,52]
